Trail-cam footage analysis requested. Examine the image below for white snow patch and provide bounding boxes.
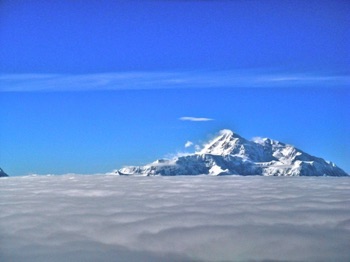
[252,136,266,144]
[208,165,229,176]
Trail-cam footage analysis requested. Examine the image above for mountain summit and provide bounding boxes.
[115,130,348,176]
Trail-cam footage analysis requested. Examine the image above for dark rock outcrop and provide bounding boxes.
[0,168,9,177]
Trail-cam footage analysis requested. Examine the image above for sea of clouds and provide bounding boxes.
[1,175,349,262]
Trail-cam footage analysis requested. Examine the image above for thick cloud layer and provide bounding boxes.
[1,175,349,261]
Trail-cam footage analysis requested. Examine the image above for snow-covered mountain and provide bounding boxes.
[115,130,348,177]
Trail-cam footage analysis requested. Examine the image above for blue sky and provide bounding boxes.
[0,0,349,175]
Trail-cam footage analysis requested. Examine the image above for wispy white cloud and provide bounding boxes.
[179,116,214,122]
[1,70,349,92]
[184,141,193,148]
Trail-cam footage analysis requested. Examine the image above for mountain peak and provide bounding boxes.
[199,129,246,155]
[115,130,348,177]
[218,129,234,136]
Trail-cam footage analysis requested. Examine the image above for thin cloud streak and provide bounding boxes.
[1,71,349,92]
[179,117,214,122]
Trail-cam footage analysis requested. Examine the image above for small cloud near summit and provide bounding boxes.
[179,116,214,122]
[185,141,193,148]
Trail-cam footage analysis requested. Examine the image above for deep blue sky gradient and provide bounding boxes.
[0,0,349,175]
[1,0,349,73]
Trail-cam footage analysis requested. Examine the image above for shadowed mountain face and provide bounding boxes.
[0,168,9,177]
[116,130,348,177]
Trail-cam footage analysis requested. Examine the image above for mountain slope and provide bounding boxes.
[115,130,348,177]
[0,168,9,177]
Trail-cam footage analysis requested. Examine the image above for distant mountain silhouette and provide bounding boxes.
[0,168,9,177]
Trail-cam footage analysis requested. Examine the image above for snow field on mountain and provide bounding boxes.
[117,130,348,176]
[1,175,350,261]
